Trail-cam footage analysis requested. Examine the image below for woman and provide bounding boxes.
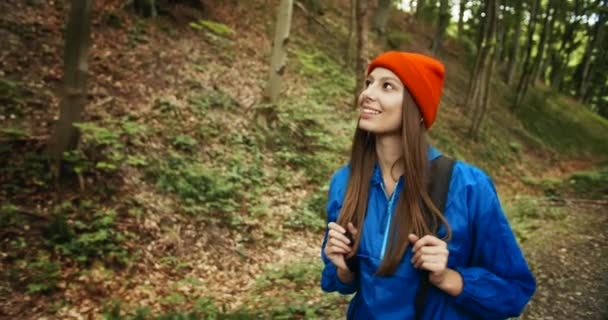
[320,51,536,319]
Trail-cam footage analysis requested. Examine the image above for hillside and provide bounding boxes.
[1,0,607,319]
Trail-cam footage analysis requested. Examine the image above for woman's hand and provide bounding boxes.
[324,222,358,271]
[409,234,449,285]
[409,234,463,296]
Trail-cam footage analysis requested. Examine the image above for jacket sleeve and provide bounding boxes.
[450,170,536,318]
[320,170,358,295]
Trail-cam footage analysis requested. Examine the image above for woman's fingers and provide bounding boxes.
[328,222,346,234]
[329,237,352,252]
[409,235,449,272]
[412,254,447,270]
[328,229,351,245]
[347,222,358,236]
[411,235,446,252]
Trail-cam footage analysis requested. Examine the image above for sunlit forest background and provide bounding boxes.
[1,0,607,319]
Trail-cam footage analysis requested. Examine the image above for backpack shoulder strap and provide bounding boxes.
[415,155,455,320]
[428,155,455,215]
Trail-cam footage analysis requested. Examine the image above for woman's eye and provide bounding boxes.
[365,80,372,87]
[383,82,394,90]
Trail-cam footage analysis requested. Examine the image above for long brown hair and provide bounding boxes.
[337,90,452,276]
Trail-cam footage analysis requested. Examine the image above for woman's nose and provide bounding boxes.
[360,86,376,103]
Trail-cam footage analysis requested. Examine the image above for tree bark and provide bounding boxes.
[354,0,368,109]
[469,0,499,138]
[48,0,94,166]
[432,0,450,56]
[373,0,392,35]
[264,0,294,102]
[133,0,157,17]
[515,0,552,109]
[577,4,607,100]
[345,0,357,65]
[513,0,540,108]
[505,0,522,85]
[458,0,467,37]
[550,0,581,90]
[464,0,490,112]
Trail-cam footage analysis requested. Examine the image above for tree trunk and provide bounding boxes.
[48,0,94,167]
[345,0,357,66]
[550,0,581,90]
[464,0,490,112]
[354,0,368,109]
[515,0,551,109]
[264,0,294,102]
[577,6,607,100]
[469,0,499,138]
[513,0,540,107]
[415,0,432,21]
[458,0,467,37]
[373,0,392,35]
[432,0,450,56]
[505,0,522,85]
[133,0,157,17]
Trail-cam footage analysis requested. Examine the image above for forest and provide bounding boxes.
[0,0,607,319]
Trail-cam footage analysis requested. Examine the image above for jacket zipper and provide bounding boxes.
[379,180,400,259]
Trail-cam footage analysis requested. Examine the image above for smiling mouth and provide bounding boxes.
[361,107,381,115]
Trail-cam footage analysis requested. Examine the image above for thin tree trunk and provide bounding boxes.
[373,0,392,35]
[48,0,94,167]
[550,0,580,90]
[354,0,368,109]
[505,0,523,85]
[464,0,490,112]
[345,0,357,65]
[577,6,607,100]
[513,0,540,108]
[432,0,450,56]
[470,0,499,138]
[458,0,466,37]
[133,0,157,17]
[264,0,294,102]
[515,0,551,109]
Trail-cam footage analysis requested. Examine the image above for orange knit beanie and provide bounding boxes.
[367,51,445,129]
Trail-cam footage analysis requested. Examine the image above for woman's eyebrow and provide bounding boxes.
[379,76,401,85]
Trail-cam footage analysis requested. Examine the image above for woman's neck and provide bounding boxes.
[375,133,404,180]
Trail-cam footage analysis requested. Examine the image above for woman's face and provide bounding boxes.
[358,67,404,135]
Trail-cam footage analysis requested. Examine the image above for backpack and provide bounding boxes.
[415,155,455,320]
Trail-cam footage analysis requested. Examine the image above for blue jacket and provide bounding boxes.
[321,147,536,319]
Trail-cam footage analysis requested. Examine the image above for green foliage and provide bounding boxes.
[23,252,60,294]
[127,20,149,47]
[45,205,129,265]
[0,149,52,197]
[0,78,25,112]
[189,20,235,36]
[188,91,239,113]
[386,31,412,50]
[151,152,238,218]
[285,186,327,230]
[505,195,566,242]
[65,120,150,176]
[170,134,198,151]
[516,88,608,157]
[566,167,608,199]
[292,48,354,102]
[0,127,29,139]
[244,260,349,318]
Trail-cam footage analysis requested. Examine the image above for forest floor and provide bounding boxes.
[521,200,608,320]
[1,0,607,319]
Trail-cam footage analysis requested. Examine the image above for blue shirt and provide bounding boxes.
[320,147,536,319]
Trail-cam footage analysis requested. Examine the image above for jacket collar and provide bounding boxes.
[371,145,442,185]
